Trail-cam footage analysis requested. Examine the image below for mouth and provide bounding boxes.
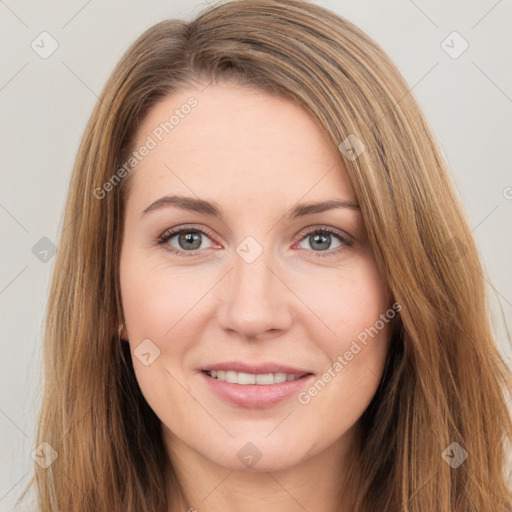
[202,369,311,385]
[199,363,315,408]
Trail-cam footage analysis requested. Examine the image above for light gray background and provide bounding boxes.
[1,1,511,510]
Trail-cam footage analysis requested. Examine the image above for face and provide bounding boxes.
[119,81,394,473]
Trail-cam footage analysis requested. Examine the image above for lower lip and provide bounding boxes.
[200,371,314,409]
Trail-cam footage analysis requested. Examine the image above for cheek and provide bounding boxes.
[296,255,393,404]
[333,259,392,373]
[120,267,169,341]
[119,250,205,422]
[120,246,208,342]
[296,254,392,347]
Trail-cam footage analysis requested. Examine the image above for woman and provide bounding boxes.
[19,0,512,510]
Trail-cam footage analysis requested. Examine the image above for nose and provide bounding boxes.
[216,245,295,341]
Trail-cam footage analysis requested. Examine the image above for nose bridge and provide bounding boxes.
[216,237,294,337]
[234,244,273,300]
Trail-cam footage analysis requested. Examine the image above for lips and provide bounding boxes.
[198,361,315,408]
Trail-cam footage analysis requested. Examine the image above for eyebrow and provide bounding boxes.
[140,195,360,219]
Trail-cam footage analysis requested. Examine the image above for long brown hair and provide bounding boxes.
[17,1,512,510]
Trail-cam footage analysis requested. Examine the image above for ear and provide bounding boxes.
[119,324,129,341]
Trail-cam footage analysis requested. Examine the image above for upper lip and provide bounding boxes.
[200,361,313,376]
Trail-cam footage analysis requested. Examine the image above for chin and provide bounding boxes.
[202,434,314,473]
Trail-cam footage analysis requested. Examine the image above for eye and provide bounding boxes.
[156,225,353,258]
[157,225,216,255]
[295,226,353,257]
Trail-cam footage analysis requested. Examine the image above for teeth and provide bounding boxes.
[225,371,237,384]
[238,372,256,384]
[206,370,303,385]
[256,373,274,385]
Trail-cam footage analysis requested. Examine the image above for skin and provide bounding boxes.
[119,81,394,512]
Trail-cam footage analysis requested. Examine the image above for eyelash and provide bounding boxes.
[156,224,353,259]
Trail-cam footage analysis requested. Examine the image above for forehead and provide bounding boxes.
[127,82,355,212]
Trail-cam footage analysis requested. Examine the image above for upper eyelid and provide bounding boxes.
[159,224,217,243]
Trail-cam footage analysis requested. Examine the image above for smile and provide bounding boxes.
[200,369,315,408]
[204,370,308,385]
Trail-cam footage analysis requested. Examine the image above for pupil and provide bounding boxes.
[179,231,201,250]
[311,233,329,251]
